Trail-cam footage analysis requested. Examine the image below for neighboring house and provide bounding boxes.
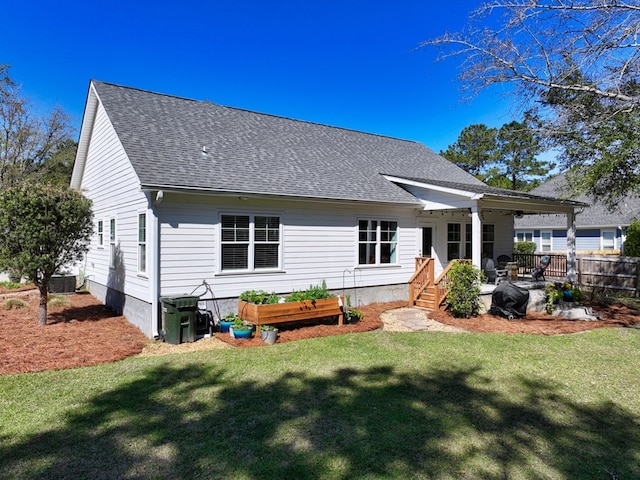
[71,81,581,337]
[514,173,640,254]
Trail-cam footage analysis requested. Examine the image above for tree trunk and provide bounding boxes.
[38,285,48,326]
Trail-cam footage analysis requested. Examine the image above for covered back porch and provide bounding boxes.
[384,176,585,310]
[408,252,569,311]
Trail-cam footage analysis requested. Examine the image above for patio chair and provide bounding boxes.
[496,254,511,268]
[531,255,551,281]
[482,256,496,284]
[493,255,511,284]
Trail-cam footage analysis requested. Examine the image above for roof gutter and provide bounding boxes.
[140,184,424,208]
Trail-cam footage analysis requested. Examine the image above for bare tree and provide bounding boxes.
[422,2,640,205]
[0,65,74,189]
[423,1,639,112]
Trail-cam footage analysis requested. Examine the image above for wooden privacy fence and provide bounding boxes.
[513,253,640,295]
[577,256,640,294]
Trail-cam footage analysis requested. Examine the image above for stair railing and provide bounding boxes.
[432,259,471,310]
[408,257,434,306]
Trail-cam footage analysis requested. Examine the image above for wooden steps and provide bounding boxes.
[415,286,437,309]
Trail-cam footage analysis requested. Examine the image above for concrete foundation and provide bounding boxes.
[86,281,408,339]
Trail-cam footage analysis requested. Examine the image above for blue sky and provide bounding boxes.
[2,0,518,153]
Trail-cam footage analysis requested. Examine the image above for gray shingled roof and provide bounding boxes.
[514,173,640,228]
[92,81,488,204]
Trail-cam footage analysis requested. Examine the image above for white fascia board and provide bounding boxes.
[70,82,99,190]
[480,197,576,215]
[382,175,483,200]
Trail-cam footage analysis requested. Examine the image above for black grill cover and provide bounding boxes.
[488,282,530,320]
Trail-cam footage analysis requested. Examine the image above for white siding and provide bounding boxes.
[156,194,419,298]
[484,212,513,259]
[156,195,518,298]
[80,103,151,303]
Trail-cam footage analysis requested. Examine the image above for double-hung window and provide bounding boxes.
[447,223,461,261]
[602,230,615,250]
[138,213,147,274]
[540,230,552,252]
[464,224,472,259]
[482,224,495,259]
[97,220,104,247]
[221,214,280,271]
[109,218,116,268]
[358,219,398,265]
[516,231,533,243]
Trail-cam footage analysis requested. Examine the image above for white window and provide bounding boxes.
[221,214,280,271]
[464,223,472,259]
[109,218,116,268]
[516,231,533,243]
[483,224,495,259]
[97,220,104,247]
[138,213,147,274]
[602,230,615,250]
[358,219,398,265]
[540,230,552,252]
[447,223,461,261]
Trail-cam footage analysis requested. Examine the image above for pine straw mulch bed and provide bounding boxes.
[1,288,638,375]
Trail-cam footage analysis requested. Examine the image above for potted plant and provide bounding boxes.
[219,312,238,333]
[343,294,363,324]
[260,324,278,344]
[345,308,363,323]
[230,317,254,339]
[545,282,564,313]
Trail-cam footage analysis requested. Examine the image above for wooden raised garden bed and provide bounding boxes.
[237,297,345,327]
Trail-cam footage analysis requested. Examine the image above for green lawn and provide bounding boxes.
[1,328,639,479]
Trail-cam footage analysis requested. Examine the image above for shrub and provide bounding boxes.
[624,218,640,256]
[47,295,71,308]
[0,281,22,290]
[513,241,536,254]
[4,298,27,310]
[545,282,563,313]
[446,261,483,318]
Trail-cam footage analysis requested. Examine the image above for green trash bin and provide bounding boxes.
[160,296,198,344]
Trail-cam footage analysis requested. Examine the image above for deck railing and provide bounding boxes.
[409,258,469,309]
[513,253,566,279]
[432,260,470,309]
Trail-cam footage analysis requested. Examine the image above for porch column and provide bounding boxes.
[566,210,577,283]
[471,206,482,269]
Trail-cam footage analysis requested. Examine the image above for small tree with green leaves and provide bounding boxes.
[624,218,640,257]
[446,261,484,318]
[0,183,93,325]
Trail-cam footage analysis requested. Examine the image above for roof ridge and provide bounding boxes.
[91,79,422,145]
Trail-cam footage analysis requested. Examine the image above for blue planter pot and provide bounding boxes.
[563,290,573,301]
[219,320,234,333]
[231,327,253,339]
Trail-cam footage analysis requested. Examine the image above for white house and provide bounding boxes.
[71,81,581,337]
[514,173,640,254]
